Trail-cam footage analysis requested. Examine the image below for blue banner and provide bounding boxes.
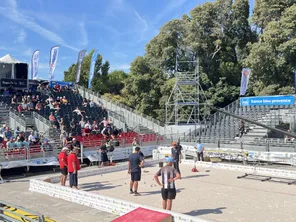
[240,68,251,96]
[49,46,59,81]
[240,95,295,106]
[88,50,98,88]
[31,50,39,80]
[49,81,74,88]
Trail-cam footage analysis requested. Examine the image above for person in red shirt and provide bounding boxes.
[67,148,81,189]
[83,126,91,136]
[58,147,69,186]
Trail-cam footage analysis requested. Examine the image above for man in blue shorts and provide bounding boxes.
[128,147,144,196]
[154,157,181,210]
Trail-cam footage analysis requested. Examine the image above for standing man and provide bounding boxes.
[67,148,81,189]
[154,157,181,211]
[171,142,182,177]
[128,147,144,196]
[194,143,205,161]
[58,147,69,186]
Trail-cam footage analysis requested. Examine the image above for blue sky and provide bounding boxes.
[0,0,254,81]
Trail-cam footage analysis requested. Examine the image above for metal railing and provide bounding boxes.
[33,112,51,137]
[9,110,27,132]
[76,85,169,135]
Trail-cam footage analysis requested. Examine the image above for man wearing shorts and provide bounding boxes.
[58,147,69,186]
[128,147,144,196]
[154,157,181,210]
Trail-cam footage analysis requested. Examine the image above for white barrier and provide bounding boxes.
[181,159,296,179]
[29,159,208,222]
[157,146,296,166]
[1,157,59,169]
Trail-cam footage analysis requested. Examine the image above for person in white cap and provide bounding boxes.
[58,147,69,186]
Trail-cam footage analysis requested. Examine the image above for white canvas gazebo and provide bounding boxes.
[0,54,26,79]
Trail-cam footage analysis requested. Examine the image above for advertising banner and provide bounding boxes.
[88,50,98,88]
[49,81,74,88]
[240,68,251,96]
[48,46,59,81]
[0,78,28,88]
[31,50,39,80]
[240,95,295,106]
[76,50,87,84]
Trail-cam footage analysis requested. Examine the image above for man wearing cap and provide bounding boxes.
[128,147,144,196]
[68,148,81,189]
[58,147,69,186]
[154,157,181,210]
[171,142,182,177]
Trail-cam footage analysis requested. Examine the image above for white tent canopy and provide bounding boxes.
[0,54,27,79]
[0,54,22,64]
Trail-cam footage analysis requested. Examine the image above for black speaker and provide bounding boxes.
[15,63,28,79]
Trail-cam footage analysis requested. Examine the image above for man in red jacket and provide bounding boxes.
[58,147,69,186]
[68,148,81,189]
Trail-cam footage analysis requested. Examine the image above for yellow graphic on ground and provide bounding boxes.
[3,205,56,222]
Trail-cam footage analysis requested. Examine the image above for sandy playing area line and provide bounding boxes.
[76,164,296,222]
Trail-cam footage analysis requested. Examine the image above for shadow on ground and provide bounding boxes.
[181,174,209,179]
[81,181,122,191]
[185,207,227,216]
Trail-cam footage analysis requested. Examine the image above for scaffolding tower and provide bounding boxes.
[165,59,200,125]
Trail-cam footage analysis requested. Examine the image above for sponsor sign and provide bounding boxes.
[240,95,295,106]
[0,78,28,88]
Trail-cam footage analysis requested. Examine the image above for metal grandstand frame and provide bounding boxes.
[165,58,201,125]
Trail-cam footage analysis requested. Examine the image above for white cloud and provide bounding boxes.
[153,0,188,25]
[79,21,88,47]
[0,0,78,51]
[134,9,148,33]
[38,62,50,70]
[15,29,26,43]
[111,63,130,71]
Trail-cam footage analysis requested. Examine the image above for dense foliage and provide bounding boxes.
[64,0,296,122]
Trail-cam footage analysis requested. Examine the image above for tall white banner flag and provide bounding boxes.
[49,46,59,81]
[31,50,39,80]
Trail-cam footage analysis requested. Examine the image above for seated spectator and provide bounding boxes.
[6,138,15,149]
[18,104,24,113]
[41,138,52,152]
[112,126,119,139]
[27,100,34,110]
[79,117,86,130]
[73,107,84,117]
[35,102,42,111]
[61,96,68,104]
[23,137,30,149]
[46,96,54,104]
[100,117,109,128]
[82,98,88,107]
[56,96,61,104]
[102,126,112,138]
[28,132,36,142]
[91,120,99,134]
[0,124,6,134]
[4,127,12,140]
[72,138,80,149]
[11,95,17,104]
[83,126,91,136]
[21,102,28,111]
[14,127,21,137]
[49,113,56,127]
[55,84,61,92]
[15,137,23,149]
[84,120,92,130]
[89,100,95,108]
